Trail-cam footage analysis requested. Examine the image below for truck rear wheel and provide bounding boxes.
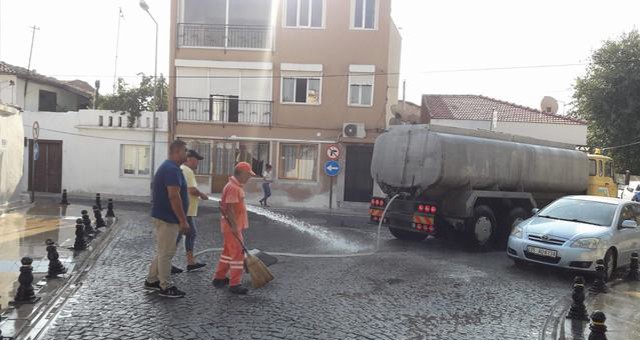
[466,205,497,248]
[498,207,529,246]
[389,228,428,242]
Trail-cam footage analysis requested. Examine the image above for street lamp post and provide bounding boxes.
[139,0,158,194]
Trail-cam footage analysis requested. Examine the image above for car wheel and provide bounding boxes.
[389,227,428,242]
[604,249,617,281]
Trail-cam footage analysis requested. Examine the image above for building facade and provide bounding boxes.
[20,110,168,197]
[169,0,401,207]
[0,61,93,112]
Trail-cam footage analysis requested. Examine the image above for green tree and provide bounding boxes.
[96,74,168,127]
[572,30,640,173]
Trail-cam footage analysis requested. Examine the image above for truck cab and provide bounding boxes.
[587,153,617,198]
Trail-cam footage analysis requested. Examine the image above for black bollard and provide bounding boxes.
[45,239,67,278]
[81,210,95,235]
[60,189,70,205]
[73,219,87,251]
[94,206,106,228]
[589,259,609,293]
[567,276,589,321]
[95,193,103,211]
[627,252,639,281]
[10,257,40,305]
[588,311,607,340]
[106,198,115,218]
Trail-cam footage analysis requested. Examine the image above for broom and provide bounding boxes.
[220,206,274,288]
[232,233,274,288]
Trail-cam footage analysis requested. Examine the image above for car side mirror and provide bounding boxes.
[627,187,634,192]
[531,208,540,215]
[621,220,638,229]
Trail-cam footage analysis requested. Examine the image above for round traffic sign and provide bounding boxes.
[324,160,341,177]
[326,145,340,160]
[32,121,40,140]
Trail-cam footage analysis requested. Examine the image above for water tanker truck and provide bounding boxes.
[368,124,624,247]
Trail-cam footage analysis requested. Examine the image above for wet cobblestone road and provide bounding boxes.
[39,203,575,340]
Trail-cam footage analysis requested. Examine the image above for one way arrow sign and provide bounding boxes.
[324,160,341,177]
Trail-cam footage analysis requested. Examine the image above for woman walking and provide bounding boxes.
[259,164,273,207]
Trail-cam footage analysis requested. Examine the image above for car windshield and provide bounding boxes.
[537,198,617,227]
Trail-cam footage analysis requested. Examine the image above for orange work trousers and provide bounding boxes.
[213,226,244,286]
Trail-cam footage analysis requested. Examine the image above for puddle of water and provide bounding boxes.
[209,196,366,252]
[0,201,89,311]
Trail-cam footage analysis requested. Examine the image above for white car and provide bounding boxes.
[507,196,640,279]
[620,181,640,200]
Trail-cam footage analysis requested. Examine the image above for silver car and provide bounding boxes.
[507,196,640,279]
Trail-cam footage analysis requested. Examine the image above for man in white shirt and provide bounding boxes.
[172,149,209,273]
[259,164,273,207]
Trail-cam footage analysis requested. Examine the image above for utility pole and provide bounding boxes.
[113,7,124,94]
[23,25,40,108]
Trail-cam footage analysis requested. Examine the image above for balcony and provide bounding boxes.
[177,23,273,50]
[176,97,272,126]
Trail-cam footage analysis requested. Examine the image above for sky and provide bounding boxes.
[1,0,639,113]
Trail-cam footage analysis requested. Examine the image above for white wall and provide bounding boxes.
[0,104,24,207]
[0,77,87,112]
[21,109,168,197]
[431,119,588,145]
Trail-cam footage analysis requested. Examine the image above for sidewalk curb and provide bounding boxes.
[0,213,122,340]
[542,277,629,340]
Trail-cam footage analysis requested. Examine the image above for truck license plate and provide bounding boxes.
[527,246,557,258]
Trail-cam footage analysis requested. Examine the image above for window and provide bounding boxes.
[118,117,122,127]
[98,116,104,126]
[236,142,270,176]
[348,67,375,106]
[619,205,640,226]
[598,160,603,177]
[279,144,318,180]
[589,159,597,176]
[121,145,150,176]
[604,161,613,178]
[352,0,377,29]
[108,116,113,127]
[191,142,212,175]
[146,117,151,128]
[285,0,323,28]
[282,77,321,104]
[38,90,57,111]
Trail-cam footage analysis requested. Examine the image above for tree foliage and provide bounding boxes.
[572,30,640,173]
[96,74,168,127]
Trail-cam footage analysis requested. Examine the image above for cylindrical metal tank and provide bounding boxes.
[371,125,589,195]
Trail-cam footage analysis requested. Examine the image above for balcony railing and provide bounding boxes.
[176,97,272,126]
[177,23,273,50]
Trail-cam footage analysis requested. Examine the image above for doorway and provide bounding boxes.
[344,144,374,202]
[28,139,63,193]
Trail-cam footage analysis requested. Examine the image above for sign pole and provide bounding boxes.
[31,121,40,203]
[329,176,333,210]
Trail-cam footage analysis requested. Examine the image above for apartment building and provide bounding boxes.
[169,0,401,208]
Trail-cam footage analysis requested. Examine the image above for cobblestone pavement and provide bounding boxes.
[38,203,577,340]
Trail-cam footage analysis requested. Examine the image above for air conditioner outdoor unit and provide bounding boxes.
[342,123,366,139]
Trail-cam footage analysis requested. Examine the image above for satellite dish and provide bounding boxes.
[540,96,559,114]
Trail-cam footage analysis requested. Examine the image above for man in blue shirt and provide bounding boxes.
[144,140,190,298]
[633,191,640,202]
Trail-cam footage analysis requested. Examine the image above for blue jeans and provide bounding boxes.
[176,216,197,252]
[262,182,272,202]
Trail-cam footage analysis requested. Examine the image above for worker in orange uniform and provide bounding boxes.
[212,161,255,295]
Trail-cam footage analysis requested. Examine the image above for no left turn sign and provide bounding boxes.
[326,145,340,160]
